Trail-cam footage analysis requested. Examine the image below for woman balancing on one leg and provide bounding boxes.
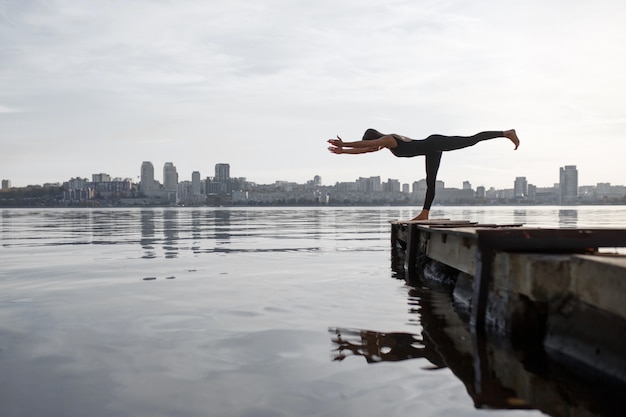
[327,129,520,221]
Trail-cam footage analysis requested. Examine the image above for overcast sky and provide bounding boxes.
[2,0,626,189]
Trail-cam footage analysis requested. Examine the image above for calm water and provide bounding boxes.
[1,206,625,417]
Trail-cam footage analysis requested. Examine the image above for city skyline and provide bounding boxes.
[4,160,625,208]
[2,160,621,194]
[2,2,626,190]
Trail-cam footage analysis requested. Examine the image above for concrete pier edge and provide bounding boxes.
[390,220,626,383]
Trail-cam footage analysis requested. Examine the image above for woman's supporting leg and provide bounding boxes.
[412,151,442,221]
[423,151,442,210]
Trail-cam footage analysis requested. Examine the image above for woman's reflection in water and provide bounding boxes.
[329,327,444,370]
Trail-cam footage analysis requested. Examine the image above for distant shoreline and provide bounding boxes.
[2,202,626,209]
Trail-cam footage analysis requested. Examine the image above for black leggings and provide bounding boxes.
[390,131,505,157]
[390,131,505,210]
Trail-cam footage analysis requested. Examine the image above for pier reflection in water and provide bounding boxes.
[330,286,533,412]
[330,249,626,417]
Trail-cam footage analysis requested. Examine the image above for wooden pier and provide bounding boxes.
[390,219,626,382]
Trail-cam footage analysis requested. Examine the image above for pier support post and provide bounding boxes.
[471,248,494,334]
[391,223,399,248]
[404,224,420,277]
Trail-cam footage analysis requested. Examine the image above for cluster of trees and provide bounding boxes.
[0,186,65,207]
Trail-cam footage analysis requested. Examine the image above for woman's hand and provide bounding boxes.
[328,146,343,154]
[327,135,344,147]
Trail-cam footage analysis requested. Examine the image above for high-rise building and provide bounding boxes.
[412,179,427,194]
[215,163,230,182]
[463,181,471,190]
[559,165,578,204]
[384,178,401,193]
[163,162,178,204]
[514,177,528,197]
[92,173,111,183]
[67,177,89,190]
[163,162,178,192]
[191,171,201,195]
[356,176,381,193]
[1,179,11,190]
[140,161,155,190]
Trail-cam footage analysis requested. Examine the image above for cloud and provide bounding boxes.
[0,104,20,113]
[1,0,626,188]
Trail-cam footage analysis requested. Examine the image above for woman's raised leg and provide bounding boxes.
[426,130,519,152]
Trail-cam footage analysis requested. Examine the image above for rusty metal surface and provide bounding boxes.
[476,228,626,252]
[403,226,626,252]
[471,228,626,334]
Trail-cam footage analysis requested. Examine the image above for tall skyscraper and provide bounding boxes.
[215,163,230,182]
[191,171,201,195]
[163,162,178,192]
[514,177,528,197]
[559,165,578,204]
[1,179,11,190]
[140,161,155,190]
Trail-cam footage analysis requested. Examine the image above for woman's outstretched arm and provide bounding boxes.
[328,146,381,154]
[328,135,396,149]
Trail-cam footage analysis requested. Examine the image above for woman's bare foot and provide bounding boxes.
[411,209,429,221]
[504,129,520,150]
